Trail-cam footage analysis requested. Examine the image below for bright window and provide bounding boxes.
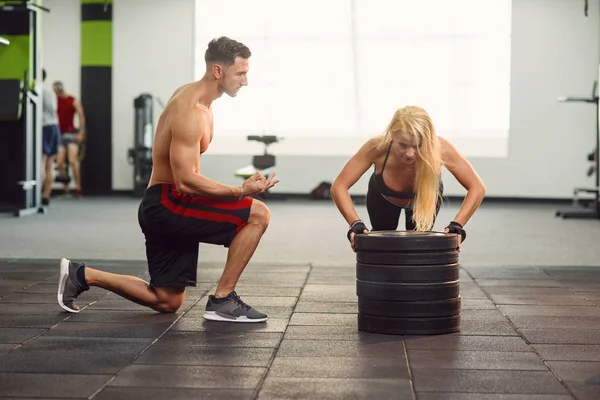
[195,0,512,157]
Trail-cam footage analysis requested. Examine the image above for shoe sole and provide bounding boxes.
[57,258,79,313]
[203,311,267,323]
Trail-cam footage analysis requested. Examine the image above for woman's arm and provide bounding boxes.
[331,137,380,225]
[440,137,486,228]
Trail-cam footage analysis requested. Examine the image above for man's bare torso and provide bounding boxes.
[147,84,214,188]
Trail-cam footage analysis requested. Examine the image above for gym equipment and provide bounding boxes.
[354,230,461,335]
[0,1,48,217]
[555,80,600,219]
[234,135,282,197]
[127,93,154,197]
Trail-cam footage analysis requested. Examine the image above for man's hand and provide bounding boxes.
[241,172,279,197]
[76,129,85,144]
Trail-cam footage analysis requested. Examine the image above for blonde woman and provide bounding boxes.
[331,105,486,252]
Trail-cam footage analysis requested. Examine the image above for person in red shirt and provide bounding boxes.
[53,81,86,196]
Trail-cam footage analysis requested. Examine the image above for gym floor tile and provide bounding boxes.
[0,292,73,304]
[533,344,600,361]
[0,340,149,374]
[546,361,600,383]
[64,309,180,324]
[0,314,68,328]
[579,291,600,300]
[0,303,67,315]
[0,327,46,343]
[407,350,547,370]
[293,301,358,313]
[507,315,600,329]
[276,339,406,358]
[457,319,520,336]
[415,394,573,400]
[459,298,497,309]
[498,304,600,317]
[482,286,577,296]
[13,282,102,294]
[0,271,57,281]
[282,325,400,342]
[0,372,112,398]
[134,345,275,367]
[256,377,413,400]
[489,294,592,305]
[520,328,600,344]
[157,331,283,348]
[460,309,511,322]
[404,335,532,352]
[228,286,303,297]
[109,364,265,389]
[0,343,16,355]
[456,282,489,298]
[288,312,357,326]
[461,267,551,280]
[93,387,256,400]
[412,369,569,394]
[171,317,288,333]
[268,356,410,379]
[568,385,600,400]
[42,321,172,338]
[299,284,357,302]
[305,274,356,284]
[475,278,564,287]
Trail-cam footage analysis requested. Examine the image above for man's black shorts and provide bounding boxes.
[138,184,253,288]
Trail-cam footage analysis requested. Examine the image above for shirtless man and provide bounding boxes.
[57,36,279,323]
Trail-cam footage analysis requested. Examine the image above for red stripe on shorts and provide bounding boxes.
[160,185,251,232]
[168,186,253,210]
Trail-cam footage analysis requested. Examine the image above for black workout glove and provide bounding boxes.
[445,221,466,243]
[347,219,368,242]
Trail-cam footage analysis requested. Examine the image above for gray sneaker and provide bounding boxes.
[203,291,268,323]
[57,258,89,313]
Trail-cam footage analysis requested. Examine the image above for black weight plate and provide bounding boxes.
[356,250,459,266]
[358,296,461,317]
[358,313,460,335]
[356,280,460,301]
[356,262,459,283]
[355,230,458,252]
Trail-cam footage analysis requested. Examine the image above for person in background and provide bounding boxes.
[40,69,61,207]
[53,81,86,197]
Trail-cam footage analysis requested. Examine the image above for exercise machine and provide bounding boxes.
[555,80,600,219]
[127,93,154,197]
[0,1,48,216]
[234,135,282,198]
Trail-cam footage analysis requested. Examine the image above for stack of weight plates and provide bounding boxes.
[354,230,461,335]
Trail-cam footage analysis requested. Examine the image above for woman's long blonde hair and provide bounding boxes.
[376,106,443,231]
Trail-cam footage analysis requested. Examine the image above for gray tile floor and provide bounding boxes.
[0,196,599,399]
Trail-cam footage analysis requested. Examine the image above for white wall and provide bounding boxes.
[41,0,80,99]
[41,0,600,199]
[112,0,195,190]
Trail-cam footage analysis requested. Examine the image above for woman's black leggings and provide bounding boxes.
[366,173,443,231]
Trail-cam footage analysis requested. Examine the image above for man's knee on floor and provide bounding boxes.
[153,287,185,313]
[248,199,271,229]
[154,297,183,313]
